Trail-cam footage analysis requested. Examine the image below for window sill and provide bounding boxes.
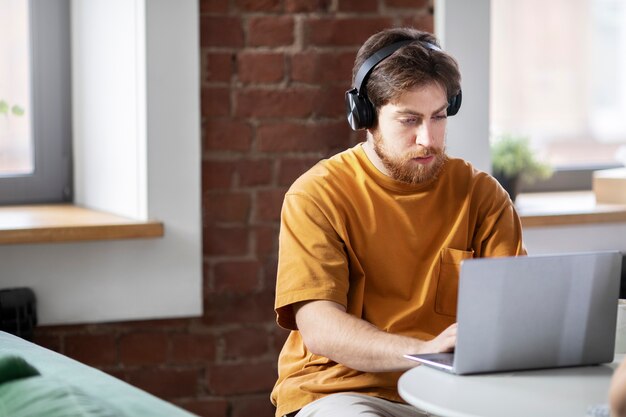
[0,204,164,245]
[517,191,626,228]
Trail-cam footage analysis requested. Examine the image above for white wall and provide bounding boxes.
[437,0,626,255]
[0,0,202,325]
[523,224,626,255]
[436,0,492,174]
[72,0,147,218]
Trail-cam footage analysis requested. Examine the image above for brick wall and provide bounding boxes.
[33,1,433,416]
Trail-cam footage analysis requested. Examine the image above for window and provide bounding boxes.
[0,0,71,204]
[0,0,32,176]
[491,0,626,190]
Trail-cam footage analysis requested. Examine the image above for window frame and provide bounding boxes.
[0,0,72,205]
[490,0,626,193]
[520,163,624,193]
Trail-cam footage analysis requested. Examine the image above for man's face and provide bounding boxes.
[369,83,449,184]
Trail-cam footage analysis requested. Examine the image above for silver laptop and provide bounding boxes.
[404,251,622,374]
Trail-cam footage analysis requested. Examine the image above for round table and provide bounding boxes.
[398,359,620,417]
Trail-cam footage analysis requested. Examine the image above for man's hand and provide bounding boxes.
[294,300,457,372]
[610,359,626,417]
[420,323,457,354]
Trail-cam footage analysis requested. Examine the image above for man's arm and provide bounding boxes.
[610,360,626,417]
[295,299,457,373]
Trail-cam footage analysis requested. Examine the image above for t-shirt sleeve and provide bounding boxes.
[472,175,527,258]
[274,192,349,330]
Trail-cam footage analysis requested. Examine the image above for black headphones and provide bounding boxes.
[345,40,462,131]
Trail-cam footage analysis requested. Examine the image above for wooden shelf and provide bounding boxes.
[517,191,626,228]
[3,193,621,244]
[0,204,164,245]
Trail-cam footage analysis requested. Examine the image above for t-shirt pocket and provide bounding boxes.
[435,247,474,317]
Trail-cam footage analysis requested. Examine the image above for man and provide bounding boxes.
[271,27,526,417]
[611,339,626,416]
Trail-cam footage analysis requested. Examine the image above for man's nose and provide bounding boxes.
[414,121,434,147]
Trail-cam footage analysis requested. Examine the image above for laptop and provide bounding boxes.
[404,251,623,374]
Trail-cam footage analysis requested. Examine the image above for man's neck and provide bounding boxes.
[362,139,390,177]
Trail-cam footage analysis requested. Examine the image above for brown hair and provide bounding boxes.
[352,27,461,121]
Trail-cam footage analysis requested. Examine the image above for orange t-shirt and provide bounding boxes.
[271,144,526,417]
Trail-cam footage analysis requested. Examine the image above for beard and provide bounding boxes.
[372,129,448,185]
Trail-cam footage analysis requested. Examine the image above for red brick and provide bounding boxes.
[126,368,199,399]
[401,13,434,34]
[119,332,168,366]
[208,362,277,395]
[33,324,78,333]
[286,0,330,12]
[272,327,290,354]
[104,369,127,381]
[203,226,250,256]
[203,291,276,326]
[170,333,217,364]
[201,87,231,117]
[256,188,288,222]
[238,52,284,84]
[204,119,253,152]
[231,395,277,417]
[278,157,320,185]
[203,259,212,288]
[255,226,278,257]
[204,191,251,223]
[222,327,270,359]
[314,85,348,117]
[385,0,429,8]
[214,261,261,294]
[248,16,294,47]
[204,52,234,83]
[304,17,392,46]
[235,0,282,12]
[200,0,229,14]
[236,159,274,187]
[263,258,279,291]
[33,334,62,353]
[291,51,354,85]
[338,0,378,12]
[257,121,350,153]
[65,334,117,367]
[175,399,229,417]
[112,319,190,331]
[235,88,318,118]
[202,160,237,189]
[200,17,244,47]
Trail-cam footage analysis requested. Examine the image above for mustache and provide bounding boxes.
[405,147,443,159]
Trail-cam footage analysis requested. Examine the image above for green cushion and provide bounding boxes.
[0,375,126,417]
[0,355,40,384]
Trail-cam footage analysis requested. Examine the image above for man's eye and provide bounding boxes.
[434,114,448,120]
[400,118,420,125]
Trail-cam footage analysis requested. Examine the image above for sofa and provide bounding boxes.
[0,331,197,417]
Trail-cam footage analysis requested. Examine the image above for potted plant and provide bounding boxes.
[0,99,26,172]
[0,99,24,116]
[491,134,552,201]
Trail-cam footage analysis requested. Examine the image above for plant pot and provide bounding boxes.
[493,171,521,202]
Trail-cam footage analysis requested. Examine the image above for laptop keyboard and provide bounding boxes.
[587,404,609,417]
[437,355,454,367]
[425,353,455,367]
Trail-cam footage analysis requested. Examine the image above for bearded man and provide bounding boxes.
[271,27,526,417]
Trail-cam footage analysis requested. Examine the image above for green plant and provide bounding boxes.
[0,99,25,117]
[491,134,552,183]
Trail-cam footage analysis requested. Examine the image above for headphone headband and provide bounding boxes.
[345,39,462,131]
[354,40,414,94]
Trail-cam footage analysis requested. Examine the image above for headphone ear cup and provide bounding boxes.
[447,90,462,116]
[345,89,375,130]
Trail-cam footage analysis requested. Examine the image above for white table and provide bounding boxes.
[398,358,622,417]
